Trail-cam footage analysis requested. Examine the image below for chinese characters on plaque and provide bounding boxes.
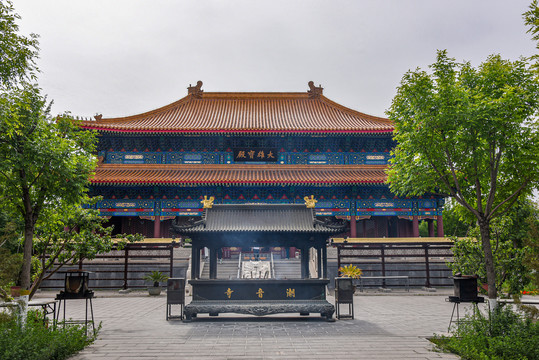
[233,148,278,162]
[223,287,298,300]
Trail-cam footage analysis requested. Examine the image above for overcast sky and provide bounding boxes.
[15,0,537,119]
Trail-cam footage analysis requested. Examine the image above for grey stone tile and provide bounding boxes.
[60,291,462,360]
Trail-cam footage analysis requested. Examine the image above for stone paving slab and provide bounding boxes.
[27,291,460,359]
[29,289,477,359]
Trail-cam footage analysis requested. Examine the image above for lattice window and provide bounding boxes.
[364,219,376,237]
[376,217,388,237]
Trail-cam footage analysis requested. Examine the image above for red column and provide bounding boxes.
[412,216,419,237]
[290,247,297,258]
[350,216,357,238]
[437,215,444,237]
[153,215,161,238]
[428,219,434,237]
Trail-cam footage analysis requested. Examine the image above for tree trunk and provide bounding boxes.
[478,219,498,306]
[20,223,34,290]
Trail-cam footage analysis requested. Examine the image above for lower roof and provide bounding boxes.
[91,164,387,186]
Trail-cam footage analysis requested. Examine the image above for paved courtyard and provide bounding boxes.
[34,289,472,359]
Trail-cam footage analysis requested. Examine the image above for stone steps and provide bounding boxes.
[200,260,239,279]
[199,259,302,279]
[273,259,301,279]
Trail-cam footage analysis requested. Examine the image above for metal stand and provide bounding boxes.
[166,302,184,320]
[335,301,354,319]
[166,278,185,321]
[56,293,95,335]
[446,295,484,331]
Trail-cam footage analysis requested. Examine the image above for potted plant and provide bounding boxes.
[336,264,362,301]
[338,264,362,279]
[143,271,168,296]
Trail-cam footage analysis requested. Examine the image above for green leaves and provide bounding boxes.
[0,86,97,217]
[387,51,539,220]
[434,306,539,359]
[29,201,143,296]
[388,51,539,300]
[0,85,100,290]
[0,1,39,89]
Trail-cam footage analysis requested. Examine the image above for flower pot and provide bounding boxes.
[10,286,21,297]
[148,287,162,296]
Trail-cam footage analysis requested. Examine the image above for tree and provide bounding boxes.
[0,0,39,89]
[439,200,473,238]
[0,85,98,290]
[29,202,142,299]
[447,199,539,297]
[524,0,539,68]
[387,51,539,304]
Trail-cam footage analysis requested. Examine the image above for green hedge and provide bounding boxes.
[0,311,97,360]
[432,306,539,360]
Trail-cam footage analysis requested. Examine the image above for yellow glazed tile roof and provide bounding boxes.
[80,90,393,134]
[91,164,388,186]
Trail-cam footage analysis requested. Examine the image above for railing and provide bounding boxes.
[237,252,243,279]
[336,242,453,288]
[270,252,275,279]
[40,243,178,290]
[309,248,318,278]
[199,251,205,279]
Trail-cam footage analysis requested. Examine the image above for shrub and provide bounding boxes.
[0,310,97,360]
[432,306,539,360]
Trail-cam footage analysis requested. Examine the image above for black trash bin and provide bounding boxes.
[166,278,185,320]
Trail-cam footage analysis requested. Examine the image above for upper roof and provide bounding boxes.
[80,81,393,135]
[91,163,387,186]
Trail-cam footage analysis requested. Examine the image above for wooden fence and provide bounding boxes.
[40,243,178,290]
[337,242,454,288]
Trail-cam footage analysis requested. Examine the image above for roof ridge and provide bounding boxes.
[96,163,388,170]
[318,95,393,125]
[80,95,193,125]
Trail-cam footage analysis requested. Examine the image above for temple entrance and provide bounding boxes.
[171,204,346,321]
